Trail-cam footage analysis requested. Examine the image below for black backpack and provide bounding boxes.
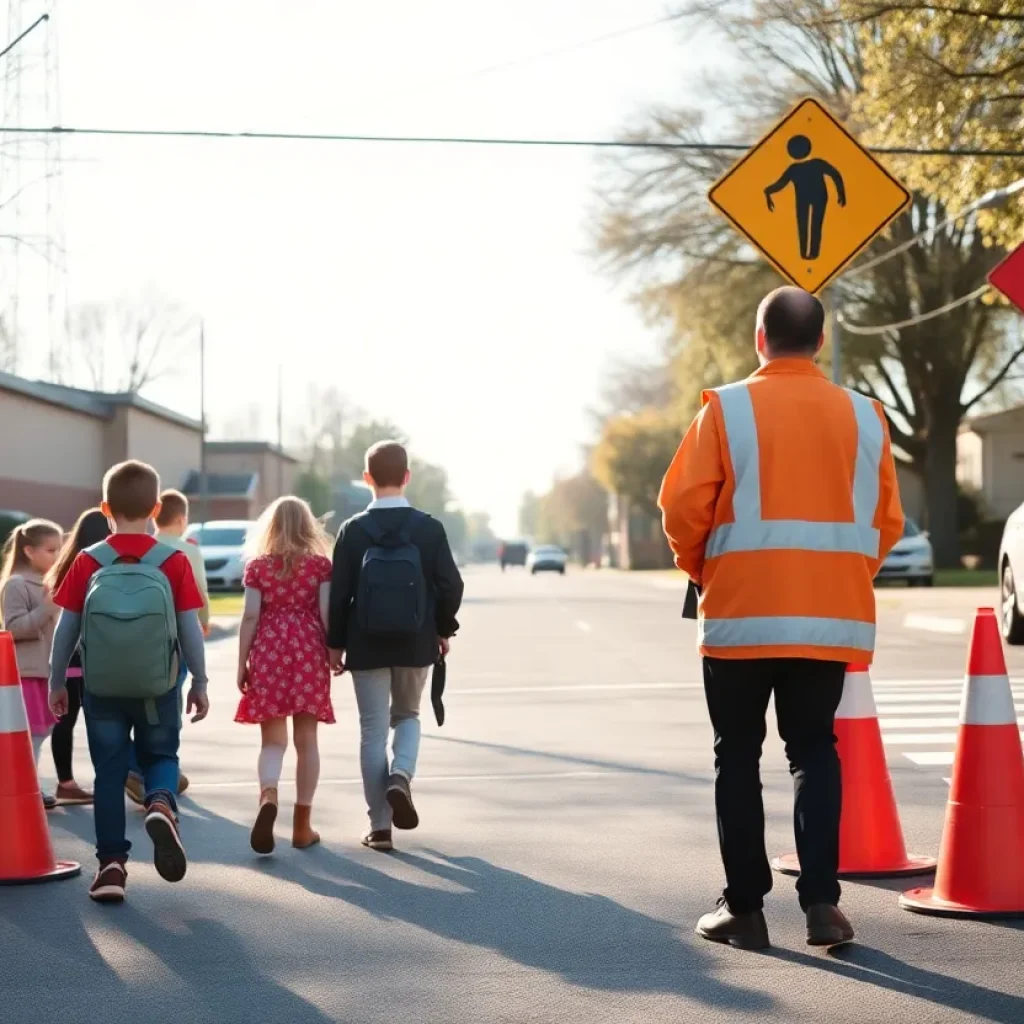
[357,510,428,637]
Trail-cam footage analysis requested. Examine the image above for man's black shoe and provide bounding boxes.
[806,904,855,947]
[695,900,770,950]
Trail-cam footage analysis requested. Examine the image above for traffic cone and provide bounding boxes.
[901,608,1024,917]
[773,663,935,879]
[0,632,80,885]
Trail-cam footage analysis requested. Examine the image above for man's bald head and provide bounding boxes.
[756,287,825,357]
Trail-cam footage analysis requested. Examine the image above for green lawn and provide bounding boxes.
[932,568,999,588]
[208,592,244,616]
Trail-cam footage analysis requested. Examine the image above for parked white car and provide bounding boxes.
[527,545,567,575]
[185,520,253,592]
[998,502,1024,644]
[877,518,934,587]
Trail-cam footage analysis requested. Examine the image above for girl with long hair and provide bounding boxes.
[0,518,63,807]
[235,496,334,853]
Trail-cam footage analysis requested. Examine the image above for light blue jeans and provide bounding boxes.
[351,667,430,830]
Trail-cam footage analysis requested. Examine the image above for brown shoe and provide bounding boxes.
[145,800,187,882]
[250,787,278,855]
[292,804,320,849]
[125,773,145,806]
[56,781,93,805]
[696,900,770,951]
[89,860,127,903]
[806,904,855,947]
[361,829,394,852]
[42,793,57,811]
[386,774,419,830]
[177,771,190,797]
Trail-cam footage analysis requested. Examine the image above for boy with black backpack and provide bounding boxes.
[327,441,464,852]
[48,460,209,903]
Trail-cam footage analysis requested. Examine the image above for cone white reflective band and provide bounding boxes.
[700,615,876,651]
[960,674,1019,726]
[706,382,883,559]
[836,669,877,719]
[0,684,29,735]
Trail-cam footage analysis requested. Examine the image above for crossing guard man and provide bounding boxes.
[659,286,904,950]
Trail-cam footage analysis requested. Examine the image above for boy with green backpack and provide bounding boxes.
[48,460,209,904]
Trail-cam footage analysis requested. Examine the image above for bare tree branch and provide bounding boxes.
[961,341,1024,413]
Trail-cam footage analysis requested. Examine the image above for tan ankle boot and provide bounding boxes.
[292,804,320,849]
[250,787,278,855]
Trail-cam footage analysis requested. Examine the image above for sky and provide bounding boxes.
[3,1,730,535]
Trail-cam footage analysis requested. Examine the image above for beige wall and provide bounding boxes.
[956,430,983,493]
[0,390,106,488]
[895,463,926,525]
[205,448,296,509]
[122,407,201,492]
[985,430,1024,519]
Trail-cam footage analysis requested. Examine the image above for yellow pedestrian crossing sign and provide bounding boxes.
[708,98,911,294]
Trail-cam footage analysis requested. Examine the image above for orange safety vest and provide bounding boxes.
[659,359,904,664]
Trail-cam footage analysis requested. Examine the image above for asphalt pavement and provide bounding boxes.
[4,567,1024,1024]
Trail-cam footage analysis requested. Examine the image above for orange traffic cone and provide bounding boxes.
[0,632,80,885]
[773,663,935,879]
[901,608,1024,917]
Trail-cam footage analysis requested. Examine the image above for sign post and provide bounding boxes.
[708,98,911,296]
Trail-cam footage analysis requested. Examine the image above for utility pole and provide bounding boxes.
[198,321,208,525]
[276,363,284,497]
[830,287,842,385]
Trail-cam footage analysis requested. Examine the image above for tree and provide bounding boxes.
[845,0,1024,247]
[593,0,1019,566]
[519,490,541,538]
[406,458,454,518]
[69,299,196,394]
[535,471,609,561]
[295,467,332,517]
[591,410,681,515]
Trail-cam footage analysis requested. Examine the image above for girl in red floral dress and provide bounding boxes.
[235,496,334,854]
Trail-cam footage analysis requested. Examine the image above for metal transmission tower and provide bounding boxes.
[0,3,67,379]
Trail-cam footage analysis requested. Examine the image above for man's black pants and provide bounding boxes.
[703,656,846,913]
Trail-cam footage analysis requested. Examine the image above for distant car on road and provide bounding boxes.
[499,541,528,571]
[185,520,253,592]
[999,502,1024,644]
[527,545,567,576]
[877,518,933,587]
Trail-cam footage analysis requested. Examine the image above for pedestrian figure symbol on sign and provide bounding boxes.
[764,135,846,261]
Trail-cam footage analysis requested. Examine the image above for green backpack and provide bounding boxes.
[80,541,180,707]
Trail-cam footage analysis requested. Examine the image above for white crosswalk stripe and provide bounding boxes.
[873,677,1024,771]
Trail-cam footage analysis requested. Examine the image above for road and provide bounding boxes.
[5,567,1024,1024]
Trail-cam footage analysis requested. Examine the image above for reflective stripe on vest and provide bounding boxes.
[705,381,883,560]
[0,684,28,735]
[699,615,876,652]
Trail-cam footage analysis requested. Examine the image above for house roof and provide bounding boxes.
[205,440,299,463]
[0,370,202,432]
[181,471,258,498]
[962,402,1024,434]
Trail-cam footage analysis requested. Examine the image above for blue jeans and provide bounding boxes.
[84,686,181,862]
[128,662,187,777]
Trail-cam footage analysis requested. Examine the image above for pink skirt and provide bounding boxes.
[21,677,56,736]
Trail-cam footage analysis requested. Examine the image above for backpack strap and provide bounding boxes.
[139,542,177,569]
[360,509,426,546]
[359,514,387,545]
[86,541,120,568]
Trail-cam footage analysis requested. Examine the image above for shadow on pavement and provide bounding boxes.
[425,732,711,784]
[768,944,1024,1024]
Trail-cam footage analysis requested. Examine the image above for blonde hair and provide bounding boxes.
[0,520,63,610]
[245,496,331,577]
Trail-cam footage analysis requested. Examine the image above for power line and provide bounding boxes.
[0,124,1021,157]
[839,284,991,335]
[844,177,1024,278]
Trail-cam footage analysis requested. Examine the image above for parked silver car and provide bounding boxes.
[998,502,1024,644]
[185,520,253,592]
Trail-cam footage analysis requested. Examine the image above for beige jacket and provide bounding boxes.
[0,570,59,680]
[155,531,210,629]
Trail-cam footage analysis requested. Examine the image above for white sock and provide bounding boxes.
[31,733,44,765]
[258,743,286,789]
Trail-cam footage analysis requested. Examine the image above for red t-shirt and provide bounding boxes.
[54,535,204,614]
